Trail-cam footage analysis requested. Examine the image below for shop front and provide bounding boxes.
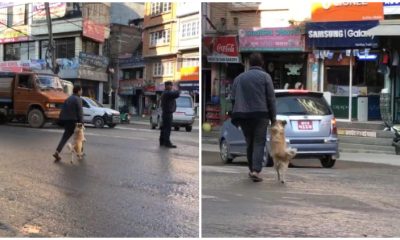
[238,26,307,90]
[57,52,109,102]
[306,20,383,122]
[118,79,144,116]
[179,66,199,115]
[202,35,241,126]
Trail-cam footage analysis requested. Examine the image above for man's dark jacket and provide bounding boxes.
[161,90,180,114]
[59,94,83,123]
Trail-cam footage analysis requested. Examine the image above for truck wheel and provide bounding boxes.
[94,117,105,128]
[28,109,45,128]
[174,126,180,131]
[185,126,192,132]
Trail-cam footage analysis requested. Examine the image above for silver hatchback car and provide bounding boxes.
[219,90,339,168]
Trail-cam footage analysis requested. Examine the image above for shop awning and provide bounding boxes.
[366,24,400,36]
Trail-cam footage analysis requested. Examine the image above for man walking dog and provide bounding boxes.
[231,53,277,182]
[159,81,180,148]
[53,85,84,162]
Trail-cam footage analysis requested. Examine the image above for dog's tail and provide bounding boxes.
[286,148,297,159]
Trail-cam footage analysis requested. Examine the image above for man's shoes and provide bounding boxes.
[164,143,177,148]
[249,172,263,182]
[53,152,61,163]
[159,142,164,147]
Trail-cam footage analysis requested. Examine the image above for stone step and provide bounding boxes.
[339,143,396,155]
[337,121,385,131]
[339,135,393,146]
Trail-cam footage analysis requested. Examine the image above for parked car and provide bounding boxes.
[150,93,195,132]
[81,96,120,128]
[219,90,339,168]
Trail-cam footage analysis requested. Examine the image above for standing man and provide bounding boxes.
[53,85,84,162]
[231,53,276,182]
[159,81,180,148]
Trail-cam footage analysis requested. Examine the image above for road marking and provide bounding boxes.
[202,166,242,174]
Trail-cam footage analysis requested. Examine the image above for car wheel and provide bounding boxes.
[108,123,116,128]
[185,126,192,132]
[320,156,336,168]
[93,117,105,128]
[28,109,45,128]
[174,126,180,131]
[220,139,233,164]
[150,117,156,129]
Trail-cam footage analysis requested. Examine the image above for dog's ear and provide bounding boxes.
[282,120,287,126]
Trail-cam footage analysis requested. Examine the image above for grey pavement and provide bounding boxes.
[0,124,199,237]
[202,151,400,237]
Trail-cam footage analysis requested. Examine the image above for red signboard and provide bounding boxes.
[83,19,105,43]
[203,36,240,63]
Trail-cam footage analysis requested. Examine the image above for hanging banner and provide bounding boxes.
[180,66,199,81]
[0,25,29,43]
[306,21,379,48]
[83,19,105,43]
[238,27,305,52]
[311,2,383,22]
[32,2,66,21]
[203,36,240,63]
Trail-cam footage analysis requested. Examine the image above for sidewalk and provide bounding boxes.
[202,143,400,167]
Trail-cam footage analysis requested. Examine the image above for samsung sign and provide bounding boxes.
[384,2,400,15]
[306,21,379,48]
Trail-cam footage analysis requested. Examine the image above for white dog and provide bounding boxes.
[67,123,86,164]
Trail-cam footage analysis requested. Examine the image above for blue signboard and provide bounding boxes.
[306,21,379,48]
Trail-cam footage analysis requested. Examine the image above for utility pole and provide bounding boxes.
[45,3,56,74]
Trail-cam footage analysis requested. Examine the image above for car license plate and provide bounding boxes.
[298,120,313,130]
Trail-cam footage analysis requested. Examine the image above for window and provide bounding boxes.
[82,38,99,55]
[40,40,48,60]
[276,95,332,116]
[150,2,171,16]
[82,99,90,108]
[150,30,170,47]
[17,75,33,89]
[153,62,173,77]
[4,42,35,61]
[176,96,193,108]
[55,38,75,59]
[181,20,199,38]
[7,4,28,27]
[182,58,199,67]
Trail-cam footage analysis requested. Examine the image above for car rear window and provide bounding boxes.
[276,95,332,116]
[176,96,192,108]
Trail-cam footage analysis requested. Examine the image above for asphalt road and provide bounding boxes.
[0,123,199,237]
[202,151,400,237]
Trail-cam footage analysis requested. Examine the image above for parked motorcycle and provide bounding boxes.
[119,106,131,124]
[392,126,400,155]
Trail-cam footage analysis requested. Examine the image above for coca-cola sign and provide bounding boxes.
[203,36,240,63]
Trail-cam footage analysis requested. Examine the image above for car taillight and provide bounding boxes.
[331,118,337,135]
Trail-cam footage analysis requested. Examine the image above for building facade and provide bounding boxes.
[202,2,309,125]
[142,2,200,115]
[0,2,111,103]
